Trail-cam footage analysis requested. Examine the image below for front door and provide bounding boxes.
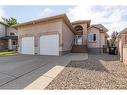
[74,35,83,45]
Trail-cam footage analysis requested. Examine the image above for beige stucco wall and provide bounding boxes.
[123,44,127,64]
[119,40,123,61]
[62,22,74,52]
[17,20,63,54]
[17,19,74,55]
[100,32,106,48]
[87,27,100,48]
[82,23,88,45]
[88,27,106,48]
[118,34,127,61]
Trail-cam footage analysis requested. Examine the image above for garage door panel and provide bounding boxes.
[21,37,34,54]
[40,34,59,55]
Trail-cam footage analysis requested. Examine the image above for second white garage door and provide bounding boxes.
[40,34,59,56]
[21,37,34,54]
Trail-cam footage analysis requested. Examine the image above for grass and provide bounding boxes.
[0,51,18,56]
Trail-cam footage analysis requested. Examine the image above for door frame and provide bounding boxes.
[74,35,83,45]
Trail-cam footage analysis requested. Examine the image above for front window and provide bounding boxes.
[88,33,97,42]
[93,34,96,41]
[10,32,15,36]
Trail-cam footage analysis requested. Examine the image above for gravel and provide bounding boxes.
[46,54,127,89]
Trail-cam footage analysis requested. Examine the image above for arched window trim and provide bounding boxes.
[74,25,83,33]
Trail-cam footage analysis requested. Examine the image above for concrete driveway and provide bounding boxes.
[0,53,88,89]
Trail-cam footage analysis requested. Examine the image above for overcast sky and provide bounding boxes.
[0,6,127,35]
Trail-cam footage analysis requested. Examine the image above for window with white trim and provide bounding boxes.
[88,33,97,42]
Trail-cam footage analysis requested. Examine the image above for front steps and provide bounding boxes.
[71,45,88,53]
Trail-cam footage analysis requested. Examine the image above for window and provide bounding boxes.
[88,33,97,42]
[93,34,96,41]
[13,41,16,45]
[10,32,15,36]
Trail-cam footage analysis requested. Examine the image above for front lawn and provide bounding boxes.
[0,51,18,56]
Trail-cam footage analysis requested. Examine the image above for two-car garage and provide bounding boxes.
[12,14,74,56]
[21,34,59,56]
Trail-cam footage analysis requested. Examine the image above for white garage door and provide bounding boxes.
[21,37,34,54]
[40,34,59,55]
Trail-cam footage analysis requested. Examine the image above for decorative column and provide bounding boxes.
[8,39,12,50]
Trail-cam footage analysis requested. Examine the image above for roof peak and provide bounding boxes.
[89,24,108,32]
[71,20,91,27]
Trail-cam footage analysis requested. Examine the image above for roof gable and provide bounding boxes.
[118,27,127,37]
[71,20,91,27]
[88,24,108,32]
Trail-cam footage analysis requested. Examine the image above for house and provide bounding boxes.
[71,21,109,53]
[117,28,127,64]
[12,14,108,56]
[0,21,18,51]
[71,20,90,53]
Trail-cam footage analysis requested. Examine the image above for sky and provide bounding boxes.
[0,6,127,35]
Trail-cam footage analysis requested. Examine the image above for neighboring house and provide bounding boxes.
[0,21,18,51]
[12,14,108,56]
[117,28,127,64]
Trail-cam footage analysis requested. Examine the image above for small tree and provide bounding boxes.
[110,31,118,47]
[1,17,17,26]
[107,40,110,47]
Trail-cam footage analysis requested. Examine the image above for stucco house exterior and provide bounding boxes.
[12,14,108,56]
[88,24,109,53]
[0,21,18,51]
[117,28,127,64]
[71,21,108,53]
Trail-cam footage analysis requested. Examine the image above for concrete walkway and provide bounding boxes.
[0,53,88,89]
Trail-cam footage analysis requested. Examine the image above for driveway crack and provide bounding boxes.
[0,72,16,78]
[0,63,48,87]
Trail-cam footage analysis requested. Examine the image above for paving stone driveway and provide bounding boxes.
[0,53,88,89]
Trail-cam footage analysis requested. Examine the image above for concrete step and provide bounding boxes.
[71,45,88,53]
